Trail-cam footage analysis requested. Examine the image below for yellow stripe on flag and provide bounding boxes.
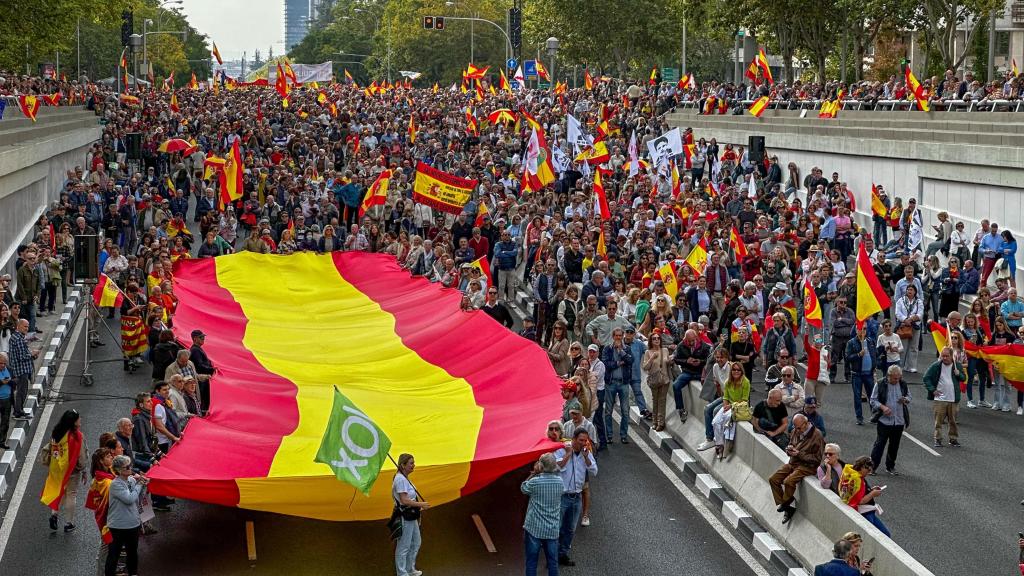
[216,253,482,519]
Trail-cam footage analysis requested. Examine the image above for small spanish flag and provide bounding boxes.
[358,169,392,218]
[169,92,180,113]
[748,95,769,118]
[93,274,124,308]
[18,95,40,122]
[408,114,417,144]
[470,255,493,286]
[212,41,223,65]
[649,67,657,85]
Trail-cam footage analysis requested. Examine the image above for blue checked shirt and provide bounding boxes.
[520,473,564,540]
[8,332,34,377]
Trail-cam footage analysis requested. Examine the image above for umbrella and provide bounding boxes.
[622,159,650,172]
[158,138,193,154]
[487,108,517,125]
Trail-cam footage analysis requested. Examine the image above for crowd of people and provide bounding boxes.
[1,61,1023,576]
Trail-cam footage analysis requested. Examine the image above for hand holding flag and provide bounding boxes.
[314,386,392,495]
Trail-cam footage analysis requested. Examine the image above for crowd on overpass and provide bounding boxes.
[2,63,1024,576]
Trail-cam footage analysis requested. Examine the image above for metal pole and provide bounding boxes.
[733,32,740,83]
[471,13,475,63]
[681,16,687,75]
[76,17,81,80]
[987,8,996,82]
[143,21,148,77]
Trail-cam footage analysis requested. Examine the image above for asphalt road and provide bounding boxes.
[0,314,767,576]
[744,331,1024,576]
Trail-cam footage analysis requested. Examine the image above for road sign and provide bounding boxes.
[661,67,678,83]
[506,58,517,70]
[524,60,537,77]
[537,82,550,89]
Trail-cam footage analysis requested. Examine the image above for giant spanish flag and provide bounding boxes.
[855,241,890,326]
[148,253,562,520]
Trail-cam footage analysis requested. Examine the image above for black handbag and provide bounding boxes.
[386,506,403,541]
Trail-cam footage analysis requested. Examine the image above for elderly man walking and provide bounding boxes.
[768,413,825,524]
[923,347,966,448]
[521,453,564,576]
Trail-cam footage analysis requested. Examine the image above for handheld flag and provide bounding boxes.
[40,429,83,510]
[584,69,594,90]
[596,228,607,258]
[729,226,747,260]
[670,160,682,199]
[499,70,512,93]
[314,386,392,495]
[219,139,244,209]
[593,168,611,220]
[119,47,128,70]
[1013,58,1019,77]
[870,184,886,218]
[649,67,658,85]
[18,95,40,122]
[627,131,639,177]
[684,238,709,276]
[93,274,124,308]
[657,261,679,299]
[407,114,417,144]
[169,92,180,113]
[748,95,769,118]
[855,241,891,326]
[536,60,550,82]
[359,169,392,218]
[212,42,223,65]
[904,65,930,112]
[470,255,494,286]
[757,49,774,84]
[189,72,199,90]
[803,279,823,328]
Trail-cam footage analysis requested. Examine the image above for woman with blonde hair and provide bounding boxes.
[642,331,674,431]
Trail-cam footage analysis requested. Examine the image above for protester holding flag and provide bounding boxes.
[41,409,88,533]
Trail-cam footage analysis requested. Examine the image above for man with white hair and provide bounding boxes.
[521,452,564,576]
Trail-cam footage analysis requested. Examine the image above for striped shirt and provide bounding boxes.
[520,473,564,540]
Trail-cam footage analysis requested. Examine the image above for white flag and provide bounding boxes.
[566,114,591,157]
[628,131,639,178]
[513,65,526,90]
[908,208,923,250]
[525,128,541,177]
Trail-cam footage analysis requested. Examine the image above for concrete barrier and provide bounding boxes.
[664,381,935,576]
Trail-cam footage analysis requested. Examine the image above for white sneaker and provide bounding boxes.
[697,440,715,451]
[409,571,423,576]
[1001,406,1012,412]
[991,403,1002,411]
[979,401,992,408]
[1017,407,1023,416]
[967,401,977,409]
[580,515,591,527]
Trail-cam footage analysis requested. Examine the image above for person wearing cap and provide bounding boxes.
[585,344,608,448]
[189,329,215,415]
[560,380,582,423]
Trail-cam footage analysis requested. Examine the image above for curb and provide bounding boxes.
[628,406,808,576]
[0,289,82,512]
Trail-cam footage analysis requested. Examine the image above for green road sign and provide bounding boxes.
[661,67,679,83]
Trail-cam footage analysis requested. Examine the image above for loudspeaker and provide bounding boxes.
[126,132,142,160]
[73,235,99,283]
[748,135,765,163]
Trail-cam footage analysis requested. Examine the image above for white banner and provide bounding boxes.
[269,62,334,83]
[646,127,683,167]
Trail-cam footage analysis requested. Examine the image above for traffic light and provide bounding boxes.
[435,16,445,30]
[509,8,521,51]
[121,10,133,46]
[423,16,434,29]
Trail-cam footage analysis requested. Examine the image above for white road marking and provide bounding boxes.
[0,318,82,564]
[617,414,771,576]
[902,431,942,457]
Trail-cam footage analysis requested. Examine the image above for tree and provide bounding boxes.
[918,0,1004,72]
[838,0,914,80]
[869,25,907,81]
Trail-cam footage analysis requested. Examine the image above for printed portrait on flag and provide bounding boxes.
[646,127,684,167]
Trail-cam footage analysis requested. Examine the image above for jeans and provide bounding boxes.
[24,301,37,333]
[0,396,11,442]
[966,358,987,402]
[13,374,29,416]
[594,389,608,445]
[524,532,559,576]
[851,372,873,422]
[829,336,851,381]
[105,526,139,576]
[873,221,888,246]
[604,382,629,440]
[395,519,422,575]
[498,268,517,302]
[672,371,700,411]
[558,493,582,558]
[41,284,57,312]
[703,397,723,440]
[862,510,892,538]
[871,423,904,472]
[993,373,1011,410]
[629,377,649,412]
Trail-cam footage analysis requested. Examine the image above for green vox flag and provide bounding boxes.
[314,386,392,495]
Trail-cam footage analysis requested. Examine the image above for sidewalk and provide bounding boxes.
[0,289,83,509]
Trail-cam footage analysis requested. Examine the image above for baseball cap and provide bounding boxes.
[587,344,599,353]
[191,329,206,338]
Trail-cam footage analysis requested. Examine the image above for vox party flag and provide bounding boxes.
[315,386,392,495]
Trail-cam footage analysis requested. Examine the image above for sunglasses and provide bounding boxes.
[548,426,561,431]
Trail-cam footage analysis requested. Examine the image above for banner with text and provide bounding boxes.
[413,161,477,215]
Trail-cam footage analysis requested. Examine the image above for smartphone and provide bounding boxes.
[867,557,875,565]
[1018,532,1024,539]
[878,485,887,491]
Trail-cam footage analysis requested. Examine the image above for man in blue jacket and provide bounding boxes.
[814,540,861,575]
[493,230,519,302]
[845,323,878,425]
[601,328,633,445]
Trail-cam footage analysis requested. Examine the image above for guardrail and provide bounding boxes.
[661,380,935,576]
[675,98,1024,113]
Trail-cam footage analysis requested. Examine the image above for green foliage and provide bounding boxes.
[969,15,988,81]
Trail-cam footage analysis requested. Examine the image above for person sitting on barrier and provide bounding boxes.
[769,412,825,525]
[671,329,710,423]
[839,456,892,538]
[773,365,805,414]
[752,389,790,449]
[698,358,749,452]
[789,396,826,438]
[813,539,861,576]
[816,442,845,494]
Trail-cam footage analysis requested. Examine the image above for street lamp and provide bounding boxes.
[546,36,559,84]
[353,7,390,83]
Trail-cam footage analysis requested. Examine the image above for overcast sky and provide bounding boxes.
[178,0,284,61]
